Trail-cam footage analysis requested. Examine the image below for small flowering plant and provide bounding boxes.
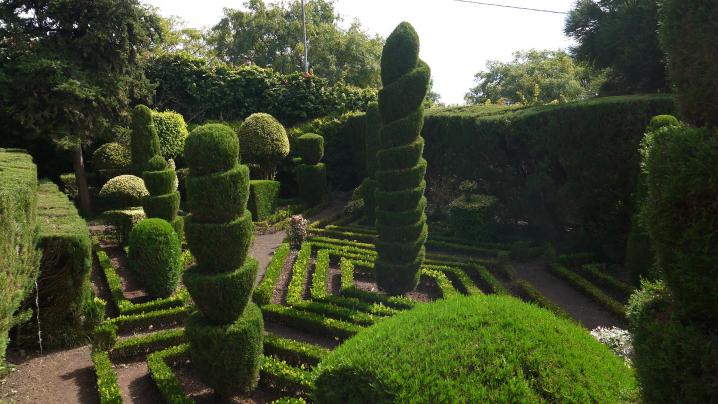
[287,215,309,249]
[590,326,634,365]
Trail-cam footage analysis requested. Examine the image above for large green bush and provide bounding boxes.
[248,180,280,221]
[98,175,149,209]
[152,110,189,160]
[130,105,162,176]
[373,22,430,295]
[128,218,182,298]
[296,133,324,165]
[0,150,39,365]
[92,142,131,179]
[423,94,674,258]
[182,121,262,395]
[314,295,637,403]
[238,113,290,180]
[658,1,718,127]
[361,102,381,222]
[448,194,497,241]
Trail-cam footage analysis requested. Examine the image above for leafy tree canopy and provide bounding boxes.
[564,0,667,95]
[464,49,603,106]
[207,0,384,88]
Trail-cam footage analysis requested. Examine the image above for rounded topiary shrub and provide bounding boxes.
[152,110,189,160]
[314,295,637,403]
[184,124,239,176]
[99,175,149,209]
[448,193,497,241]
[237,113,289,179]
[128,218,182,298]
[92,142,131,179]
[296,133,324,165]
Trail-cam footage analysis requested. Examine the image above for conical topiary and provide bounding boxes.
[131,105,161,176]
[374,22,430,295]
[296,133,327,207]
[361,102,381,223]
[182,123,262,397]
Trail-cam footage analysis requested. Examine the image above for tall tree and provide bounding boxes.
[465,50,603,105]
[564,0,667,94]
[0,0,162,215]
[207,0,383,88]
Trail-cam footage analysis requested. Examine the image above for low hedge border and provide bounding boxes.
[424,265,482,296]
[514,279,573,321]
[106,306,191,333]
[286,243,312,305]
[467,264,510,295]
[340,287,416,310]
[264,334,329,367]
[262,304,360,340]
[261,355,314,395]
[254,243,291,306]
[147,343,194,404]
[315,295,398,317]
[109,328,186,361]
[291,301,377,326]
[547,262,626,319]
[91,350,122,404]
[576,263,634,300]
[310,250,330,300]
[339,258,354,291]
[421,269,461,299]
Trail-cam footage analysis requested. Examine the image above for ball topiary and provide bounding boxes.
[314,295,638,403]
[184,124,239,176]
[130,105,161,176]
[296,133,324,165]
[373,22,430,295]
[128,218,182,298]
[152,110,189,160]
[237,113,289,179]
[92,142,131,179]
[146,155,168,172]
[99,175,149,209]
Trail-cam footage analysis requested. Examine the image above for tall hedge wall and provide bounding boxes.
[422,94,674,258]
[0,149,39,364]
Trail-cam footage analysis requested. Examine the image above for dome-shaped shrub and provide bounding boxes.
[184,124,239,176]
[152,110,189,160]
[296,133,324,165]
[314,295,637,403]
[99,175,149,209]
[238,113,289,179]
[128,218,182,298]
[92,142,131,179]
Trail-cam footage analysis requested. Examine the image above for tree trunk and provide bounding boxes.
[71,146,92,216]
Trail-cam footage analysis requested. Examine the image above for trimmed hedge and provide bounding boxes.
[184,124,239,176]
[238,113,290,180]
[296,133,324,165]
[91,350,122,404]
[548,262,625,319]
[264,334,328,367]
[314,295,637,403]
[311,249,330,300]
[92,142,131,179]
[147,343,194,404]
[286,243,312,306]
[248,180,280,221]
[254,243,291,306]
[129,219,182,298]
[142,153,180,223]
[423,94,674,258]
[448,194,497,241]
[373,24,429,296]
[101,207,145,245]
[152,110,189,160]
[0,150,39,364]
[131,104,162,176]
[185,211,253,273]
[262,304,360,340]
[186,165,250,223]
[296,163,327,208]
[99,175,149,209]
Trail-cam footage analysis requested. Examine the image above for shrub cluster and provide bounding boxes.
[128,218,182,299]
[238,113,290,180]
[313,295,637,403]
[183,123,263,396]
[295,133,327,207]
[91,142,131,180]
[373,22,430,295]
[151,110,188,160]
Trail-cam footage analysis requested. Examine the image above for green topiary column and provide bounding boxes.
[373,22,430,295]
[131,105,161,176]
[142,155,180,226]
[296,133,327,207]
[128,218,182,298]
[182,123,262,397]
[361,102,381,223]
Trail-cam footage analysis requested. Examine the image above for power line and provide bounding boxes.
[452,0,568,15]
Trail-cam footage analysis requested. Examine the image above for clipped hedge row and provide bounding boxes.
[147,344,194,404]
[253,243,291,306]
[261,304,360,340]
[92,350,122,404]
[548,262,626,319]
[285,243,312,305]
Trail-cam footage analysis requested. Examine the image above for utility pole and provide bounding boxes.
[301,0,309,73]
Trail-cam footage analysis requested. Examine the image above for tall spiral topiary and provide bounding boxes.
[131,105,161,176]
[296,133,327,207]
[142,154,181,237]
[361,102,381,223]
[373,22,430,295]
[182,123,262,396]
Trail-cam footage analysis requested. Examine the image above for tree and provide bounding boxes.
[157,15,213,59]
[564,0,667,94]
[464,50,602,105]
[0,0,162,215]
[207,0,383,88]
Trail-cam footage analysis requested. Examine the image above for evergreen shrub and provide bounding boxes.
[186,165,250,223]
[128,218,182,298]
[448,194,497,241]
[99,175,148,209]
[92,142,131,179]
[296,133,324,165]
[131,105,161,176]
[296,163,327,207]
[238,113,290,179]
[248,180,280,221]
[184,124,239,176]
[152,110,189,160]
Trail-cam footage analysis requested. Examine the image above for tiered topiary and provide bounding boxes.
[448,180,497,241]
[92,142,131,180]
[152,110,189,160]
[142,154,181,237]
[237,113,290,180]
[373,22,431,295]
[295,133,327,207]
[128,218,182,298]
[361,102,381,223]
[130,105,161,176]
[182,123,263,397]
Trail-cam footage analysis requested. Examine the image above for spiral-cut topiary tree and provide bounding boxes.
[361,102,381,223]
[182,123,262,397]
[296,133,327,207]
[142,154,182,237]
[373,22,430,295]
[131,105,161,176]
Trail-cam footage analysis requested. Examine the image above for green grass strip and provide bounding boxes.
[311,249,330,300]
[264,334,329,367]
[262,304,360,340]
[254,243,291,306]
[92,350,122,404]
[147,344,194,404]
[110,328,186,361]
[548,263,626,319]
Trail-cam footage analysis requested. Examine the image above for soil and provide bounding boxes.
[252,230,288,285]
[103,246,150,304]
[91,250,117,318]
[352,273,436,302]
[114,360,163,404]
[327,265,341,295]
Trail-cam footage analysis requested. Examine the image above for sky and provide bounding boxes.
[144,0,576,105]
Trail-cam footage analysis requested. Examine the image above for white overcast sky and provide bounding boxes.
[143,0,576,105]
